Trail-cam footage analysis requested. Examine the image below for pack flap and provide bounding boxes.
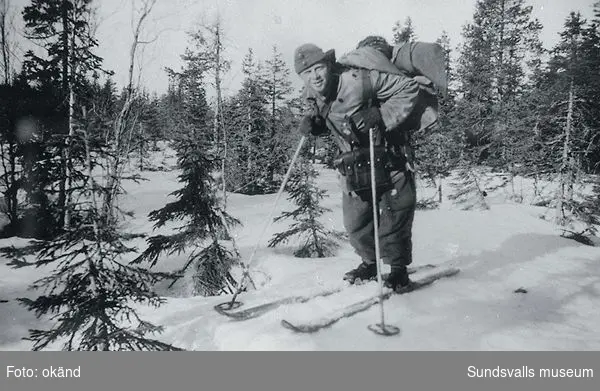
[338,47,404,75]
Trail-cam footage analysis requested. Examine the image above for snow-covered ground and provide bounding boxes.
[1,147,599,351]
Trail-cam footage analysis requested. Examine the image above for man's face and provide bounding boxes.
[299,62,330,96]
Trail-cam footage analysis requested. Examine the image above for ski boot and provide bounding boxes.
[343,261,377,284]
[385,266,411,292]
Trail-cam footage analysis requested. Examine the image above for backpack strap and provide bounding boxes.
[360,68,375,108]
[356,68,384,145]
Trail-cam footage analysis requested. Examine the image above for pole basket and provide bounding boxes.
[368,323,401,336]
[214,300,243,312]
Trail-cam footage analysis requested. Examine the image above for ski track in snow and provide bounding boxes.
[1,151,600,351]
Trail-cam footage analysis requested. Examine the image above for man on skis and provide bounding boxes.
[293,42,421,291]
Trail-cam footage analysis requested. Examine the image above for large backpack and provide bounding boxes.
[391,40,448,97]
[338,41,447,133]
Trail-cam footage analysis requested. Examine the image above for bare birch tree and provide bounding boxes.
[192,14,231,207]
[0,0,16,84]
[103,0,158,224]
[0,0,18,232]
[555,82,576,224]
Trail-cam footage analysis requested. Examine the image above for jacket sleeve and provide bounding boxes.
[369,70,420,131]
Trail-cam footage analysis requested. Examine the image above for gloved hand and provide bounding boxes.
[359,107,385,134]
[298,115,328,137]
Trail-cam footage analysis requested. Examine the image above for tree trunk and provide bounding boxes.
[1,0,11,85]
[213,23,227,208]
[64,13,77,230]
[63,87,75,229]
[497,0,506,105]
[56,0,73,230]
[556,80,575,224]
[61,0,69,93]
[139,122,144,171]
[104,0,156,225]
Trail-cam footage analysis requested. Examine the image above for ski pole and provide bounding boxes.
[367,127,399,336]
[221,135,307,309]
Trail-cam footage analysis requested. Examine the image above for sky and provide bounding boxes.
[8,0,598,96]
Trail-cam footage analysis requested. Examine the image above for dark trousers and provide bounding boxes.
[342,171,416,268]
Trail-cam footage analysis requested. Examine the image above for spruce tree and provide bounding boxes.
[572,2,600,241]
[321,135,339,169]
[8,112,180,351]
[223,49,272,194]
[0,76,33,236]
[454,0,543,168]
[1,73,68,239]
[448,165,490,210]
[134,35,239,295]
[411,30,459,206]
[3,0,182,352]
[571,179,600,243]
[449,0,545,206]
[530,11,600,239]
[268,154,342,258]
[134,138,240,296]
[132,90,158,171]
[263,45,294,183]
[392,17,417,43]
[22,0,107,231]
[184,19,231,205]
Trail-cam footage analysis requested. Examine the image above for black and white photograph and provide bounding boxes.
[0,0,599,352]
